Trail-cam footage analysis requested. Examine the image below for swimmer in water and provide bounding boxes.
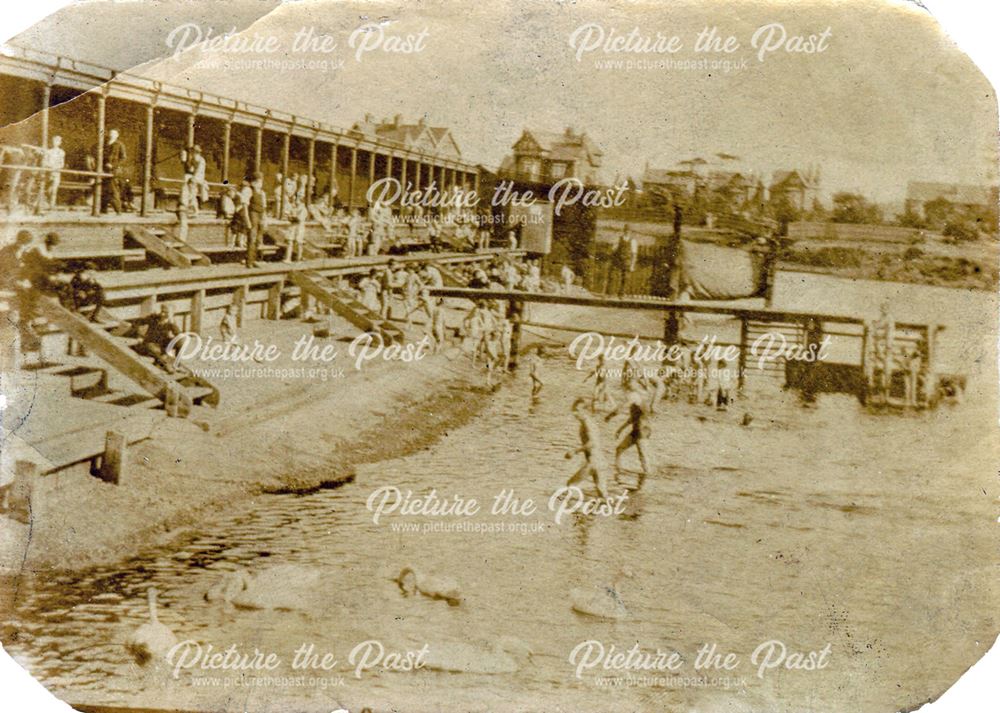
[582,353,616,412]
[565,397,610,498]
[605,380,651,485]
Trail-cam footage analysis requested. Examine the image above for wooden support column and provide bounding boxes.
[10,460,37,516]
[221,120,231,185]
[254,125,263,173]
[94,431,126,484]
[507,300,523,370]
[40,83,51,149]
[140,104,154,216]
[328,141,339,206]
[190,289,205,335]
[280,131,290,217]
[348,146,357,207]
[234,284,249,328]
[186,113,196,147]
[368,150,376,193]
[473,169,480,196]
[307,136,316,198]
[267,279,285,320]
[93,92,106,216]
[801,318,823,403]
[414,160,421,191]
[737,316,749,391]
[400,156,408,189]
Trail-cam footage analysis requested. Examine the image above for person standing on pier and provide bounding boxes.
[40,135,65,213]
[102,128,126,214]
[605,225,637,298]
[245,172,268,268]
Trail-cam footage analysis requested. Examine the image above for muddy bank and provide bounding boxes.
[0,349,495,578]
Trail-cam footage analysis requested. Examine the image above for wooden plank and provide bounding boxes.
[428,286,939,331]
[124,226,193,268]
[290,270,404,343]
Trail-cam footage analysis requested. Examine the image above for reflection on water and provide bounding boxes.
[2,275,998,712]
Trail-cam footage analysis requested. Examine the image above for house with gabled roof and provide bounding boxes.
[768,168,820,211]
[500,127,603,185]
[350,114,461,158]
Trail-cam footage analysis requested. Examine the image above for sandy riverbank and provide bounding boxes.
[0,314,497,579]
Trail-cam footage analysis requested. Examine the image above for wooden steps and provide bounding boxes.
[289,270,405,344]
[124,225,211,268]
[33,297,219,417]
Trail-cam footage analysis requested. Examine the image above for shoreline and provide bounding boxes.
[0,345,495,580]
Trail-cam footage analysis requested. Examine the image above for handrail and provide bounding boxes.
[0,163,112,179]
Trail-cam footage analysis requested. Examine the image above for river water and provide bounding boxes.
[3,272,998,713]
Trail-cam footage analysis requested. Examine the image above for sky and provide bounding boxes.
[9,0,998,203]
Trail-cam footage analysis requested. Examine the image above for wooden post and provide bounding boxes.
[368,149,376,191]
[801,318,823,403]
[280,131,290,217]
[140,104,154,217]
[95,431,126,484]
[414,160,422,191]
[737,316,749,391]
[860,323,871,404]
[140,294,157,317]
[923,323,938,405]
[234,285,249,328]
[254,125,263,173]
[10,460,38,516]
[307,136,316,197]
[267,279,285,320]
[401,156,408,189]
[386,152,393,182]
[186,113,196,147]
[221,120,231,185]
[348,146,357,208]
[328,141,338,206]
[40,83,51,149]
[93,92,106,216]
[190,289,205,335]
[473,168,480,196]
[507,300,523,370]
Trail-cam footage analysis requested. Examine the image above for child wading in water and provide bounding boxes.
[582,353,616,412]
[528,345,545,398]
[565,397,610,498]
[605,380,651,487]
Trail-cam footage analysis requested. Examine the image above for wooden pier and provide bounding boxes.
[429,287,946,407]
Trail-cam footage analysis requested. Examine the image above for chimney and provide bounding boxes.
[393,114,402,128]
[564,126,575,138]
[364,112,373,124]
[418,116,427,128]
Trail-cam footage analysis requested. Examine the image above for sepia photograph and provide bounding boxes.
[0,1,997,711]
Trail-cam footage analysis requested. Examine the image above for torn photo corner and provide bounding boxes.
[0,0,997,711]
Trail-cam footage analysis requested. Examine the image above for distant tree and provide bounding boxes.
[805,197,828,222]
[831,192,882,224]
[897,204,926,229]
[942,220,979,243]
[767,193,801,235]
